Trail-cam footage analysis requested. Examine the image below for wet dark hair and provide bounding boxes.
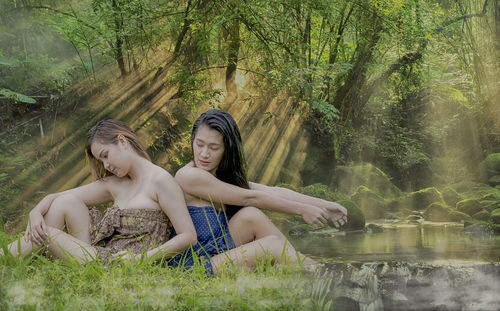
[85,119,150,179]
[191,109,249,212]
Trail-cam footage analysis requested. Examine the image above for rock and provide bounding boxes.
[463,221,493,236]
[472,210,490,221]
[351,186,387,219]
[331,296,360,311]
[488,175,500,187]
[449,181,483,193]
[479,153,500,182]
[481,200,500,213]
[333,163,402,199]
[338,200,365,231]
[441,187,462,207]
[364,224,384,234]
[425,202,453,222]
[456,199,482,216]
[449,211,472,222]
[407,187,443,211]
[288,226,310,237]
[406,215,424,221]
[491,209,500,224]
[481,193,499,201]
[324,262,500,311]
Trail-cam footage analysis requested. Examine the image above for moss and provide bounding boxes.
[449,211,472,222]
[337,200,365,230]
[480,153,500,172]
[471,210,490,221]
[449,181,483,193]
[441,187,462,207]
[456,199,482,216]
[407,187,442,210]
[491,208,500,224]
[350,186,387,219]
[424,202,453,222]
[297,183,349,202]
[481,200,500,213]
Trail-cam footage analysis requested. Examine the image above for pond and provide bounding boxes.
[278,221,500,263]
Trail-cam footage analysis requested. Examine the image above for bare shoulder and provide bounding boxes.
[150,164,175,185]
[175,164,210,185]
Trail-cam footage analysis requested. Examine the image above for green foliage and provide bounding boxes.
[0,88,36,104]
[406,187,442,210]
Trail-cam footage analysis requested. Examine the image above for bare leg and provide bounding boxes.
[3,193,91,258]
[210,235,306,273]
[5,226,97,264]
[43,193,91,243]
[228,206,286,246]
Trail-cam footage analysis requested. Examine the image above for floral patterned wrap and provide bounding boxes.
[89,205,173,263]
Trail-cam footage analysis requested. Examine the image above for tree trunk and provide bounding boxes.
[225,16,240,96]
[112,0,127,76]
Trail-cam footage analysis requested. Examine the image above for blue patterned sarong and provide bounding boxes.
[168,206,235,274]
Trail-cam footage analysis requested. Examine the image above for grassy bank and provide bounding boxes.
[0,233,328,311]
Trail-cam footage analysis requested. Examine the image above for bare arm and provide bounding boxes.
[142,171,197,260]
[26,179,113,243]
[249,182,348,227]
[175,167,333,228]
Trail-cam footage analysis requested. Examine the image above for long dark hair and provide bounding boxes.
[85,119,150,179]
[191,109,249,206]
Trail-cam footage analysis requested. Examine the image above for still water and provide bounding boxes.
[281,222,500,263]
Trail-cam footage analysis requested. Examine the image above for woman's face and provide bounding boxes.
[193,125,225,175]
[90,139,130,178]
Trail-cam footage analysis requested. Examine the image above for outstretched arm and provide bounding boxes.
[249,182,348,227]
[25,180,113,244]
[175,167,337,229]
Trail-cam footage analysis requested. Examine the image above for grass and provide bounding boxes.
[0,232,330,311]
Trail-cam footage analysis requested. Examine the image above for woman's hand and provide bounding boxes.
[113,250,141,262]
[300,205,329,229]
[24,210,48,245]
[324,202,348,228]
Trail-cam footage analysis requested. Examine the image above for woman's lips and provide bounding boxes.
[199,160,210,166]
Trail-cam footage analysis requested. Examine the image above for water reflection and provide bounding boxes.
[279,221,500,263]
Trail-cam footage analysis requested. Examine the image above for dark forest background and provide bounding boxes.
[1,0,499,228]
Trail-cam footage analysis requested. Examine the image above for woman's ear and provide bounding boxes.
[117,134,129,149]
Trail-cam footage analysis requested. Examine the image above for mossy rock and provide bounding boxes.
[424,202,453,222]
[441,187,462,207]
[462,184,500,200]
[407,187,443,211]
[481,200,500,213]
[491,208,500,224]
[463,221,494,235]
[337,200,365,230]
[351,186,387,219]
[479,153,500,179]
[449,211,472,222]
[488,175,500,187]
[296,183,349,202]
[449,181,484,193]
[456,199,482,216]
[472,210,490,221]
[333,163,402,198]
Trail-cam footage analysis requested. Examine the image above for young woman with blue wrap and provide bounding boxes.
[168,109,348,274]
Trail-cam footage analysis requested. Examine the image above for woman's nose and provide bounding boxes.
[200,147,209,157]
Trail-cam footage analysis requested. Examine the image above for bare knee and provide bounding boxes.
[234,206,268,225]
[51,193,84,209]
